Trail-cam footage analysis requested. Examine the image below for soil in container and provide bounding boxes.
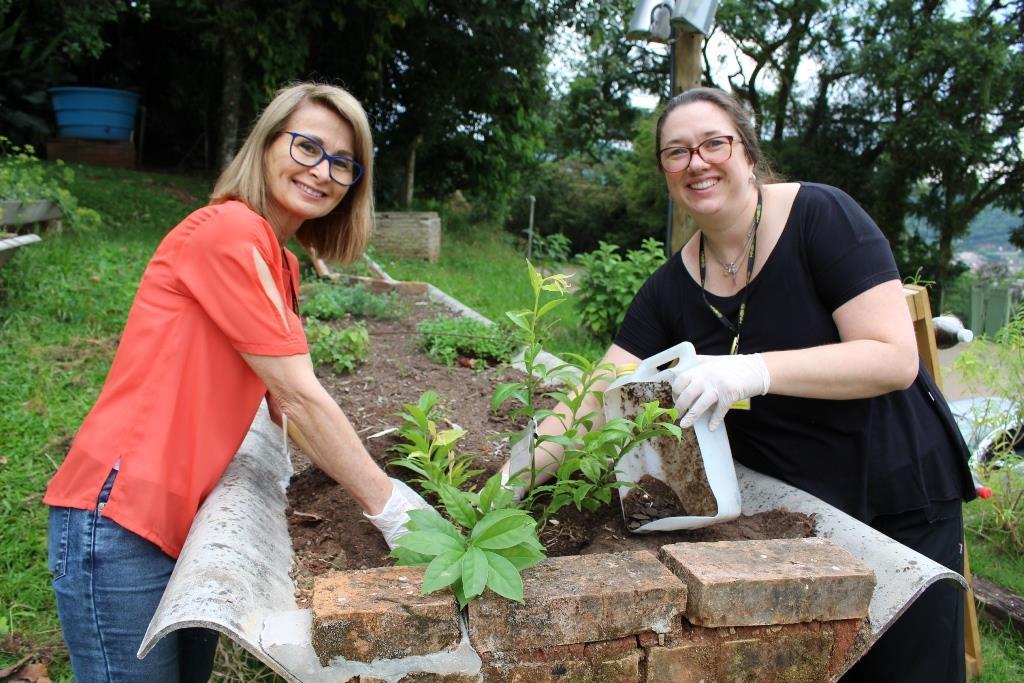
[286,290,815,602]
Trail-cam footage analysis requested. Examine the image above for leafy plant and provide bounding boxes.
[525,230,572,264]
[0,137,102,233]
[390,476,545,608]
[495,261,681,529]
[300,281,402,321]
[305,319,369,374]
[390,390,482,494]
[956,302,1024,554]
[417,315,518,366]
[574,238,664,341]
[393,261,679,608]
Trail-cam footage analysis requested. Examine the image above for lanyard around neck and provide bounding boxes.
[698,188,762,355]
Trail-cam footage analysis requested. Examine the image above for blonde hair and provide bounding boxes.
[211,82,374,265]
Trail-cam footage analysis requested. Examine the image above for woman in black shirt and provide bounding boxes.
[505,87,975,682]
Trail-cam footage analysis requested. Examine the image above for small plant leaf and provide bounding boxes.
[484,550,526,603]
[470,509,536,549]
[491,542,546,570]
[438,484,479,529]
[389,545,434,566]
[461,546,489,600]
[407,509,464,542]
[394,530,464,556]
[422,549,465,593]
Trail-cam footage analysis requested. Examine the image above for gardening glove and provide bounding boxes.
[671,354,770,432]
[364,478,434,549]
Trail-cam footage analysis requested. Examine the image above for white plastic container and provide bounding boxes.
[604,341,742,532]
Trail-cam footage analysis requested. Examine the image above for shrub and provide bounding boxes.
[956,302,1024,554]
[417,316,518,366]
[0,137,101,233]
[301,282,402,321]
[305,319,369,374]
[574,238,665,342]
[525,231,572,264]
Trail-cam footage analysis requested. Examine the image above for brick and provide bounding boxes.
[468,552,687,652]
[311,567,461,665]
[584,636,640,659]
[360,674,480,683]
[719,628,833,682]
[481,649,641,682]
[660,538,875,627]
[645,642,715,683]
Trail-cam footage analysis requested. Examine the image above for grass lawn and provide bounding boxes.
[1,164,1021,681]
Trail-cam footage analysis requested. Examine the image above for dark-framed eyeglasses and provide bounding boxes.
[658,135,736,173]
[282,131,364,186]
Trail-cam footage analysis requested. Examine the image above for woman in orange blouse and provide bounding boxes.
[44,82,430,682]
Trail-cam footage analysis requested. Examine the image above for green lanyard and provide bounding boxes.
[698,189,762,355]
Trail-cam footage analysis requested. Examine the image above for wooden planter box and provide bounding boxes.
[0,200,63,232]
[372,211,441,262]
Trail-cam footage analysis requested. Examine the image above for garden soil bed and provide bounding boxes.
[286,290,815,604]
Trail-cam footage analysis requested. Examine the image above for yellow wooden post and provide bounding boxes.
[903,284,984,679]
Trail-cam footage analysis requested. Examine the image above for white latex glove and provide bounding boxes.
[363,478,434,549]
[671,353,771,431]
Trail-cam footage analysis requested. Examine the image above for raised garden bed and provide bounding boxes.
[0,199,62,233]
[285,288,875,682]
[141,278,966,683]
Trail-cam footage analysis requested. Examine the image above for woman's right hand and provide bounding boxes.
[364,478,435,549]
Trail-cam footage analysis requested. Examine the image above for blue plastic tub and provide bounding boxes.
[48,87,140,141]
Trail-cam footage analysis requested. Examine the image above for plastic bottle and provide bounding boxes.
[932,315,974,349]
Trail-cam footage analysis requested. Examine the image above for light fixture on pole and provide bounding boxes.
[627,1,676,43]
[627,0,720,255]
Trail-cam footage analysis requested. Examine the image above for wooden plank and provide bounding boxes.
[964,542,984,679]
[903,285,981,677]
[973,575,1024,638]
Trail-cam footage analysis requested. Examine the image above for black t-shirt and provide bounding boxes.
[614,183,975,521]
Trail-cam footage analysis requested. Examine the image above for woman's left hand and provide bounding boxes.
[672,353,771,431]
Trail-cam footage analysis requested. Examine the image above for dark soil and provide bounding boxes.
[286,290,816,602]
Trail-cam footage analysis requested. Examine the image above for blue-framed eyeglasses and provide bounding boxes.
[282,131,364,186]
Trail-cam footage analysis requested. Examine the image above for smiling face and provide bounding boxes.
[264,101,355,241]
[659,100,755,221]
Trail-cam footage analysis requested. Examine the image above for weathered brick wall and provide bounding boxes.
[312,537,876,682]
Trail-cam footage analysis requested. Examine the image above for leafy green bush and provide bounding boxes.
[495,262,681,529]
[391,489,544,608]
[574,238,664,342]
[392,262,679,607]
[0,137,101,233]
[525,231,572,264]
[956,302,1024,555]
[305,319,369,374]
[417,316,518,366]
[301,281,402,321]
[390,390,483,494]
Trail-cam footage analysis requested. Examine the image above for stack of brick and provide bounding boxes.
[311,537,875,682]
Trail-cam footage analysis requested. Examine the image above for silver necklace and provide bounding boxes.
[707,223,756,281]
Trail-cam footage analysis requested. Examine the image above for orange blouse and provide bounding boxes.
[44,201,307,558]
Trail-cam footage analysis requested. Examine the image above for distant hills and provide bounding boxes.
[911,207,1022,269]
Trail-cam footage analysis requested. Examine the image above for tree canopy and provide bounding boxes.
[1,0,1021,289]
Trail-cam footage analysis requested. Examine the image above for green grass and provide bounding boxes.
[2,165,1022,679]
[0,164,211,680]
[372,225,606,361]
[978,621,1024,681]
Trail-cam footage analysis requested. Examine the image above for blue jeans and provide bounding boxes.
[48,470,218,682]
